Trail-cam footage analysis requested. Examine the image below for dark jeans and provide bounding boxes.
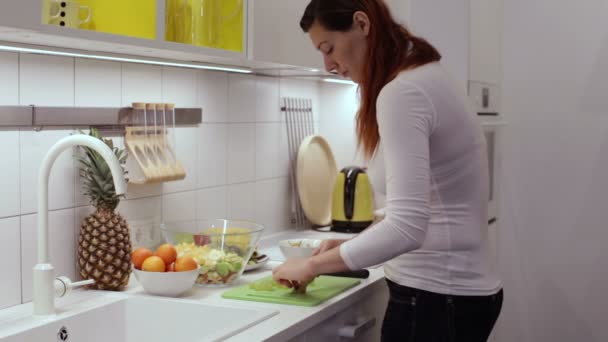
[381,279,503,342]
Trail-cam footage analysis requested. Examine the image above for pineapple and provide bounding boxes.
[77,128,131,291]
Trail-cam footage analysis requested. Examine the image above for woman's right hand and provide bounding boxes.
[312,239,347,256]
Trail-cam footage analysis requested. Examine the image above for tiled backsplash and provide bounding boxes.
[0,51,322,309]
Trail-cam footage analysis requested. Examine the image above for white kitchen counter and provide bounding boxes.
[0,229,387,342]
[127,229,387,341]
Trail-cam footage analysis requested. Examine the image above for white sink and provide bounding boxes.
[0,292,278,342]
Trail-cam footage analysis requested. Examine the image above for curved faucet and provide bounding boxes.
[33,134,127,316]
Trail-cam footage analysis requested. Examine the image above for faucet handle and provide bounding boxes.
[54,277,95,298]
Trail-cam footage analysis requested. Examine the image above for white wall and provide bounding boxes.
[410,0,469,90]
[385,0,470,91]
[318,82,360,170]
[0,52,322,309]
[498,1,608,341]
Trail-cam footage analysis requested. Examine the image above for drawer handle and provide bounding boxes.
[337,316,376,338]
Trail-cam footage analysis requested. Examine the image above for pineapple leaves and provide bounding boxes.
[78,128,128,210]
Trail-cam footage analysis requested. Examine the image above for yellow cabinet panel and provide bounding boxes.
[165,0,243,52]
[41,0,156,40]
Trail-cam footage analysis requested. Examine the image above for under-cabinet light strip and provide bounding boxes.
[321,78,357,85]
[0,44,252,74]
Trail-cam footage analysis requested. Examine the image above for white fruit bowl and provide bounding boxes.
[133,266,199,297]
[278,239,322,258]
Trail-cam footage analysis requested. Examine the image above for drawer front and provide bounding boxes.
[290,281,389,342]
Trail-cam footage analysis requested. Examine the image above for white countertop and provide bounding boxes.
[127,229,386,341]
[0,229,386,342]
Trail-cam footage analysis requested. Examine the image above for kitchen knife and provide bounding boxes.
[322,269,370,279]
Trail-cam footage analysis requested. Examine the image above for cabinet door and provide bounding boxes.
[469,0,502,84]
[290,281,389,342]
[249,0,323,70]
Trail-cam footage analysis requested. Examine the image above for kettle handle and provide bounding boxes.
[343,167,365,220]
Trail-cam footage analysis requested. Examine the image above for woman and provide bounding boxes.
[272,0,503,341]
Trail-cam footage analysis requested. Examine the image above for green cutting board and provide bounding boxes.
[222,276,361,307]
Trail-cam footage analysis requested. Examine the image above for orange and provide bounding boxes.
[174,256,198,272]
[141,256,166,272]
[166,262,175,272]
[155,244,177,266]
[131,247,154,270]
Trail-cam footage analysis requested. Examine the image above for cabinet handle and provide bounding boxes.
[337,316,376,338]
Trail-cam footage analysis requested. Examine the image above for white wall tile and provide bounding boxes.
[319,82,360,170]
[0,130,20,218]
[256,76,280,122]
[198,70,228,123]
[118,196,162,222]
[198,123,227,188]
[121,63,162,106]
[20,129,76,214]
[20,54,74,106]
[227,124,255,183]
[255,178,291,235]
[124,184,163,200]
[117,196,162,249]
[0,217,21,309]
[0,52,18,105]
[162,66,198,107]
[227,182,256,221]
[162,191,197,223]
[197,186,227,220]
[278,78,321,122]
[255,123,281,179]
[228,74,256,122]
[163,126,199,194]
[75,58,121,107]
[21,208,76,302]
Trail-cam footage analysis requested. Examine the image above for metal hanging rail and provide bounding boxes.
[0,105,202,130]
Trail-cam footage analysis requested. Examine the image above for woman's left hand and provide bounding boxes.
[272,256,316,289]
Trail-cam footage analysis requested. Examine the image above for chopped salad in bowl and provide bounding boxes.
[161,219,264,286]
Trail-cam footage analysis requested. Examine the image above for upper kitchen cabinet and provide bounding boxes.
[0,0,248,67]
[469,0,502,85]
[247,0,324,71]
[165,0,245,52]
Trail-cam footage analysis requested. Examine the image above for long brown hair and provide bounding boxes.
[300,0,441,159]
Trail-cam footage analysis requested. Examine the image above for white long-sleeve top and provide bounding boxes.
[340,63,502,296]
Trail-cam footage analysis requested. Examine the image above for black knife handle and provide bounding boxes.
[322,269,370,279]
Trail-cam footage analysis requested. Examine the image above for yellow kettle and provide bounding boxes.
[331,167,374,233]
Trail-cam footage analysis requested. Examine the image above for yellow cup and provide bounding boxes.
[166,0,198,44]
[192,0,242,51]
[217,0,243,52]
[196,0,222,48]
[42,0,91,29]
[164,0,242,51]
[82,0,156,40]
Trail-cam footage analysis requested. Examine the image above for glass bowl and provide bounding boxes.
[160,219,264,286]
